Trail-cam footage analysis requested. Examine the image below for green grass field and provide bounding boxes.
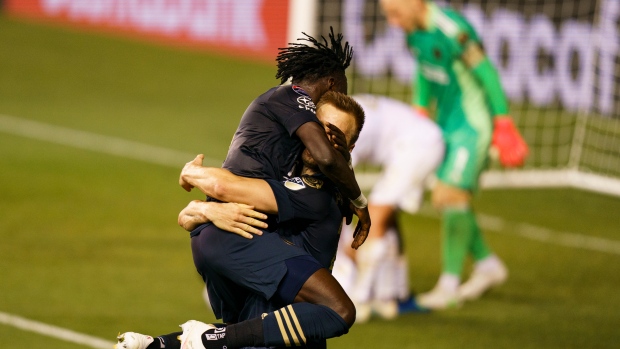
[1,16,619,349]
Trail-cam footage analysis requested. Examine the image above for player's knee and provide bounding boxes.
[333,297,356,328]
[432,184,471,210]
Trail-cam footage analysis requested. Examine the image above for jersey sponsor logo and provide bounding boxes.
[297,95,316,112]
[420,63,449,85]
[284,177,306,191]
[301,175,323,189]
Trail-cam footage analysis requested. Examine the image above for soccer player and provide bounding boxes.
[331,94,444,322]
[379,0,528,309]
[115,91,365,349]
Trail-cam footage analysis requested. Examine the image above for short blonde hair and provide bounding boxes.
[316,91,365,145]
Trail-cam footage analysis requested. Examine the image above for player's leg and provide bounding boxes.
[458,224,508,301]
[349,203,396,322]
[179,256,355,349]
[418,127,481,309]
[421,127,506,309]
[370,226,400,319]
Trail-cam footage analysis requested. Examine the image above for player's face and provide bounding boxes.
[381,0,418,32]
[302,102,356,171]
[317,103,355,148]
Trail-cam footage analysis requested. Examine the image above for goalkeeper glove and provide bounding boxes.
[492,116,529,168]
[412,105,430,118]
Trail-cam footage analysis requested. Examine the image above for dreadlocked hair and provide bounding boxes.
[275,27,353,84]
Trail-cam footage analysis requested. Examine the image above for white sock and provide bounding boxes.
[352,236,390,303]
[475,254,503,273]
[332,251,357,296]
[374,228,401,301]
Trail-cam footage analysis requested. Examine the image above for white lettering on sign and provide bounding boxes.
[344,0,619,115]
[41,0,267,49]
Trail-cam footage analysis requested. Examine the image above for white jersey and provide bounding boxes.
[352,94,444,212]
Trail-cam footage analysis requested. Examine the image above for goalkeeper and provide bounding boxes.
[380,0,528,309]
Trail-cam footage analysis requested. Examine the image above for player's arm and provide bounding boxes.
[413,67,431,117]
[462,44,509,117]
[180,154,278,214]
[296,121,370,249]
[462,43,528,167]
[178,200,267,239]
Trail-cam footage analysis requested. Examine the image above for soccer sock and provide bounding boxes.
[202,303,348,349]
[147,332,182,349]
[373,228,400,301]
[442,207,476,276]
[331,251,356,296]
[352,235,390,303]
[469,215,493,261]
[261,303,348,347]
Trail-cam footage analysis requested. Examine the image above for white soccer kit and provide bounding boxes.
[352,94,444,213]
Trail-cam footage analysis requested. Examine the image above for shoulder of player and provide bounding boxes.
[266,85,316,112]
[433,5,474,41]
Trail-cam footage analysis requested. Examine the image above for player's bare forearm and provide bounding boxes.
[178,200,268,239]
[296,122,361,200]
[178,200,212,232]
[180,155,278,214]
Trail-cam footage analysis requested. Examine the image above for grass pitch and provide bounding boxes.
[1,16,619,349]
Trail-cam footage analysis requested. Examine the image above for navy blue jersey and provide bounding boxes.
[223,85,321,180]
[266,174,346,270]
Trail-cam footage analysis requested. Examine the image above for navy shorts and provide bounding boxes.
[191,223,320,321]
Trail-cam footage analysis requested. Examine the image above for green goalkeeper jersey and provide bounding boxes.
[407,3,492,135]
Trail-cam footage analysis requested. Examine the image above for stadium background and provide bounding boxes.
[0,0,618,348]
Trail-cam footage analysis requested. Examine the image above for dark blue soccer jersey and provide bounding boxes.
[266,174,346,270]
[222,85,321,181]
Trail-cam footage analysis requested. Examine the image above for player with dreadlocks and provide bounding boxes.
[115,29,368,349]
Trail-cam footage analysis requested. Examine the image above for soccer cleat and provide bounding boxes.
[398,295,431,314]
[179,320,219,349]
[354,302,372,324]
[416,287,461,310]
[371,299,398,320]
[458,262,508,301]
[114,332,154,349]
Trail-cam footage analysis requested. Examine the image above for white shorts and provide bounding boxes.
[368,134,444,213]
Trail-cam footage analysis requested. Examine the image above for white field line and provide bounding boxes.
[0,311,114,349]
[1,113,620,346]
[0,113,222,168]
[417,205,620,256]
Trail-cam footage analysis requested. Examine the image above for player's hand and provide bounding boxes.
[179,154,205,192]
[178,200,267,239]
[325,122,350,162]
[412,105,430,118]
[209,202,268,239]
[350,204,371,249]
[492,116,529,168]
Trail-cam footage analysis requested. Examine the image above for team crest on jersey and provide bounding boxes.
[284,177,306,191]
[433,47,442,60]
[301,175,323,189]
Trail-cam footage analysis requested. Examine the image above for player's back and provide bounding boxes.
[352,94,442,166]
[223,85,320,180]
